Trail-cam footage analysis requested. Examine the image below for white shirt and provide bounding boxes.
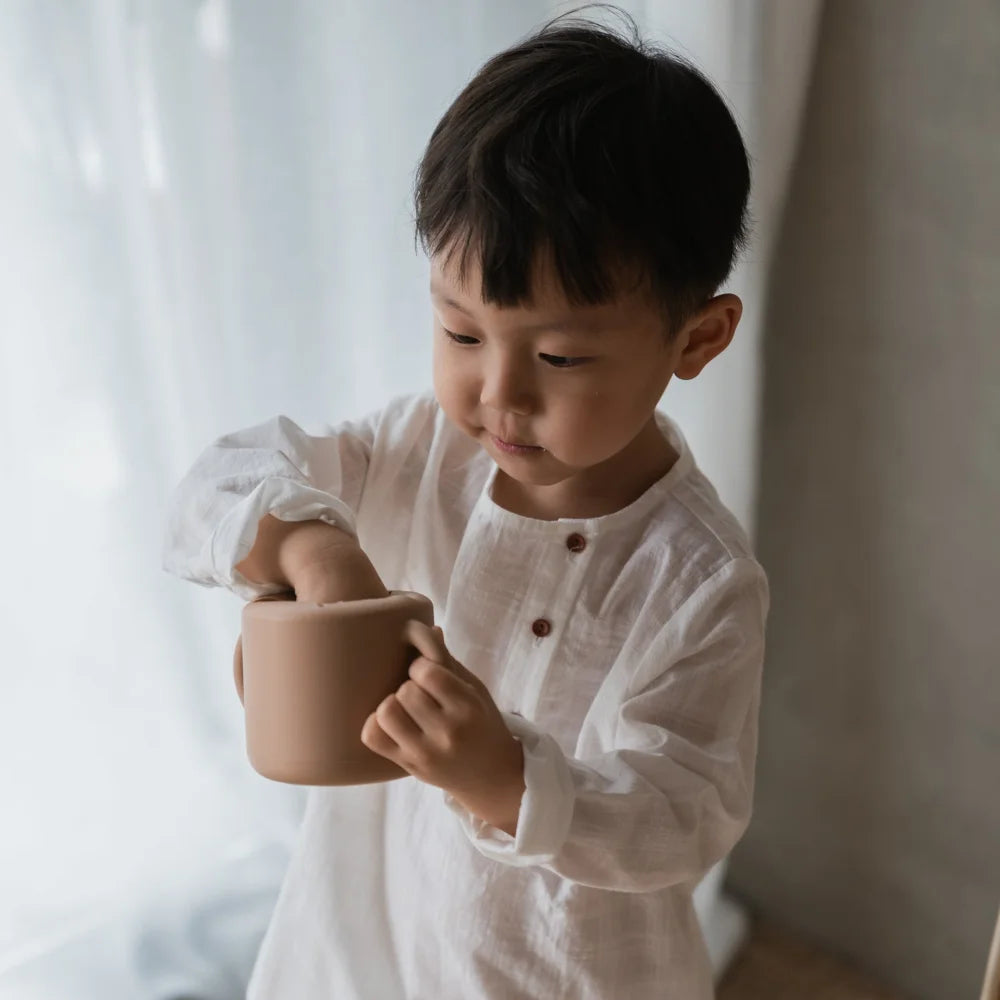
[162,390,769,1000]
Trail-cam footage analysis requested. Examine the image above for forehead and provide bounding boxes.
[429,248,654,328]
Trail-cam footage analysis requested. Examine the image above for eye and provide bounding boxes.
[443,329,479,346]
[444,329,588,368]
[540,354,587,369]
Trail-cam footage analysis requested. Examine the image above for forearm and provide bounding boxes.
[444,713,752,891]
[541,756,750,891]
[235,514,342,586]
[235,514,389,601]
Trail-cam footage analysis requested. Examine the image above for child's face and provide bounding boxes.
[430,249,696,503]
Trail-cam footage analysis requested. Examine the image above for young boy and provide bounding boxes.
[163,14,768,999]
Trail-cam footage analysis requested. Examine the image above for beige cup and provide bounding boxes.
[232,590,435,785]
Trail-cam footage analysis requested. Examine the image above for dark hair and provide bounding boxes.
[413,6,751,337]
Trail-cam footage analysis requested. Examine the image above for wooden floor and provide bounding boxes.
[718,921,906,1000]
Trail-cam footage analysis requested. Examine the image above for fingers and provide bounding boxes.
[395,675,444,721]
[408,656,467,706]
[374,692,424,743]
[442,653,484,689]
[403,619,452,668]
[364,673,447,765]
[402,620,492,701]
[362,690,415,759]
[360,709,401,760]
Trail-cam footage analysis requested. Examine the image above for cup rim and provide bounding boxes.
[244,589,432,619]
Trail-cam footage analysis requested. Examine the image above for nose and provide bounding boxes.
[479,351,535,415]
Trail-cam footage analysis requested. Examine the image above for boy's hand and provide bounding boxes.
[360,620,525,837]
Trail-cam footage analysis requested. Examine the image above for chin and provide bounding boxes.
[493,454,577,486]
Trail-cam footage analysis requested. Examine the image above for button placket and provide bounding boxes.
[514,528,593,718]
[527,530,592,641]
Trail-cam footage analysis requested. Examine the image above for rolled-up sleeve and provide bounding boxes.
[161,410,379,602]
[444,557,768,892]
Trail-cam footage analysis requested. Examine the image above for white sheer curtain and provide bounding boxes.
[0,2,819,995]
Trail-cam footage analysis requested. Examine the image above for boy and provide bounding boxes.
[163,13,768,999]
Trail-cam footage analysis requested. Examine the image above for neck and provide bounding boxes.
[492,417,679,521]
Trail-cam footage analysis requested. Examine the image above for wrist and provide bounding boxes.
[276,518,359,583]
[453,741,525,836]
[283,530,390,604]
[236,514,357,588]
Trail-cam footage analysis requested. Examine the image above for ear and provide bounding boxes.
[673,294,742,380]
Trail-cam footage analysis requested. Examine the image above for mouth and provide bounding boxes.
[488,432,543,454]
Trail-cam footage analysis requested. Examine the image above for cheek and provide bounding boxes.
[554,390,648,458]
[432,339,473,418]
[431,351,452,411]
[547,393,615,455]
[431,335,445,388]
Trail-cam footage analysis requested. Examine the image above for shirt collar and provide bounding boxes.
[479,409,695,534]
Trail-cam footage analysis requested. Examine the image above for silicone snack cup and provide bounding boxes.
[232,590,435,785]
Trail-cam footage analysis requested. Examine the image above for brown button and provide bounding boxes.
[566,533,587,553]
[531,618,552,638]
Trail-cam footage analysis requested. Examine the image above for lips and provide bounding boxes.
[490,430,537,448]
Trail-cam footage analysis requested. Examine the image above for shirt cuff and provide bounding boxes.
[212,477,359,602]
[443,711,575,866]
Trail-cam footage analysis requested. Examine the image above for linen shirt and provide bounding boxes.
[161,389,769,1000]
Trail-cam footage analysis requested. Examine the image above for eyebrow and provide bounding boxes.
[429,282,601,334]
[429,285,475,316]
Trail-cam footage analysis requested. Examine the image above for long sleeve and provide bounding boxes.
[161,408,381,602]
[443,556,769,892]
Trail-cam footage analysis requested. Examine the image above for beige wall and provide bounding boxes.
[725,2,1000,998]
